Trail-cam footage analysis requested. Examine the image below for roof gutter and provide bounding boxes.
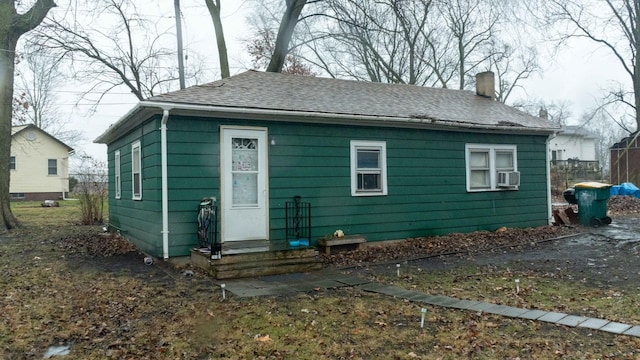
[96,100,558,144]
[161,110,170,260]
[134,100,558,134]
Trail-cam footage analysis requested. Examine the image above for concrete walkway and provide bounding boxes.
[218,268,640,338]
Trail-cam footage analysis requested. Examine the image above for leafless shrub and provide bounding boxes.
[73,155,107,225]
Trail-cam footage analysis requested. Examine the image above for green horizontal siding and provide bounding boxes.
[107,116,164,257]
[163,117,220,257]
[266,121,549,245]
[106,114,551,257]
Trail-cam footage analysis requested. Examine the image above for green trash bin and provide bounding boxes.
[573,182,612,227]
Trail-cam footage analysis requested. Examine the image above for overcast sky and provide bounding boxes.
[30,1,629,165]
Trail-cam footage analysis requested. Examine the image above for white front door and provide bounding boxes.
[221,127,269,242]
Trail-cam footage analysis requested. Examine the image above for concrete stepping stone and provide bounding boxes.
[623,326,640,337]
[519,309,548,320]
[556,315,589,327]
[537,312,568,323]
[578,318,610,330]
[600,322,633,334]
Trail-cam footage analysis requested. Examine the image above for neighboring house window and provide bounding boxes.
[48,159,58,175]
[132,141,142,200]
[9,156,15,170]
[10,193,25,200]
[115,150,121,199]
[350,140,388,196]
[465,144,518,191]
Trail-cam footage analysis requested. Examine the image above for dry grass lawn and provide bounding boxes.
[1,201,639,359]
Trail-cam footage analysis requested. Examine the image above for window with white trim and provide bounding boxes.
[350,140,388,196]
[465,144,517,191]
[131,141,142,200]
[9,156,15,170]
[115,150,121,199]
[48,159,58,176]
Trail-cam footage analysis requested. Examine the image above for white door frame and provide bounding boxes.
[220,126,269,242]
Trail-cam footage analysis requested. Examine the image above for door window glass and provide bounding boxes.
[231,138,259,206]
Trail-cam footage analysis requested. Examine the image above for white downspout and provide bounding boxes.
[61,156,69,200]
[161,110,170,259]
[546,134,554,225]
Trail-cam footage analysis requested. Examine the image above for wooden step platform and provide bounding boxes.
[191,243,322,279]
[318,235,367,254]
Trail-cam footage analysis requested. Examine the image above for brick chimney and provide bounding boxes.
[475,71,495,100]
[539,108,549,119]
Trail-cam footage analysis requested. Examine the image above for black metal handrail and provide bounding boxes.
[285,196,311,248]
[197,198,220,259]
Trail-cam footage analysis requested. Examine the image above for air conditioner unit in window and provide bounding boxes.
[497,171,520,187]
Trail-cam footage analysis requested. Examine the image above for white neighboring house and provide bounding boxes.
[10,125,74,201]
[549,125,597,163]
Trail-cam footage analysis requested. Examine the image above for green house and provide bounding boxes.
[95,70,558,260]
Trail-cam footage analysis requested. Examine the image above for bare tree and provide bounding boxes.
[290,0,531,93]
[247,29,316,75]
[487,42,540,103]
[0,0,56,232]
[302,0,444,85]
[437,0,502,89]
[512,98,573,126]
[205,0,230,78]
[32,0,202,104]
[12,92,29,125]
[14,50,59,129]
[267,0,311,73]
[595,84,638,134]
[579,109,627,172]
[15,48,82,146]
[545,0,640,132]
[72,154,107,225]
[11,52,29,123]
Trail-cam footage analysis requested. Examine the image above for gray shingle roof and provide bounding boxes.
[96,70,558,144]
[559,125,596,138]
[148,70,555,131]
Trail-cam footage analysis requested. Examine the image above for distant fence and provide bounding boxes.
[610,136,640,185]
[550,160,602,193]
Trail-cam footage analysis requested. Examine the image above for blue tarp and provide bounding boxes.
[611,182,640,198]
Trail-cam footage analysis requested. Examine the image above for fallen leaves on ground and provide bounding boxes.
[4,202,640,359]
[254,334,271,342]
[54,232,139,256]
[607,195,640,214]
[323,225,578,268]
[325,195,640,268]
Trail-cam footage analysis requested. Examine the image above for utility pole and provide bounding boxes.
[174,0,186,89]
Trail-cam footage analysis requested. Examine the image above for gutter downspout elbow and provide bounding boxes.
[161,110,170,259]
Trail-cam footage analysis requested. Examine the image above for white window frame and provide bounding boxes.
[9,156,15,170]
[131,141,142,200]
[114,150,121,199]
[48,159,58,176]
[465,144,518,192]
[350,140,388,196]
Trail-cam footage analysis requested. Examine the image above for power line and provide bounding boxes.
[3,101,136,107]
[53,102,137,106]
[2,47,218,72]
[13,87,138,96]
